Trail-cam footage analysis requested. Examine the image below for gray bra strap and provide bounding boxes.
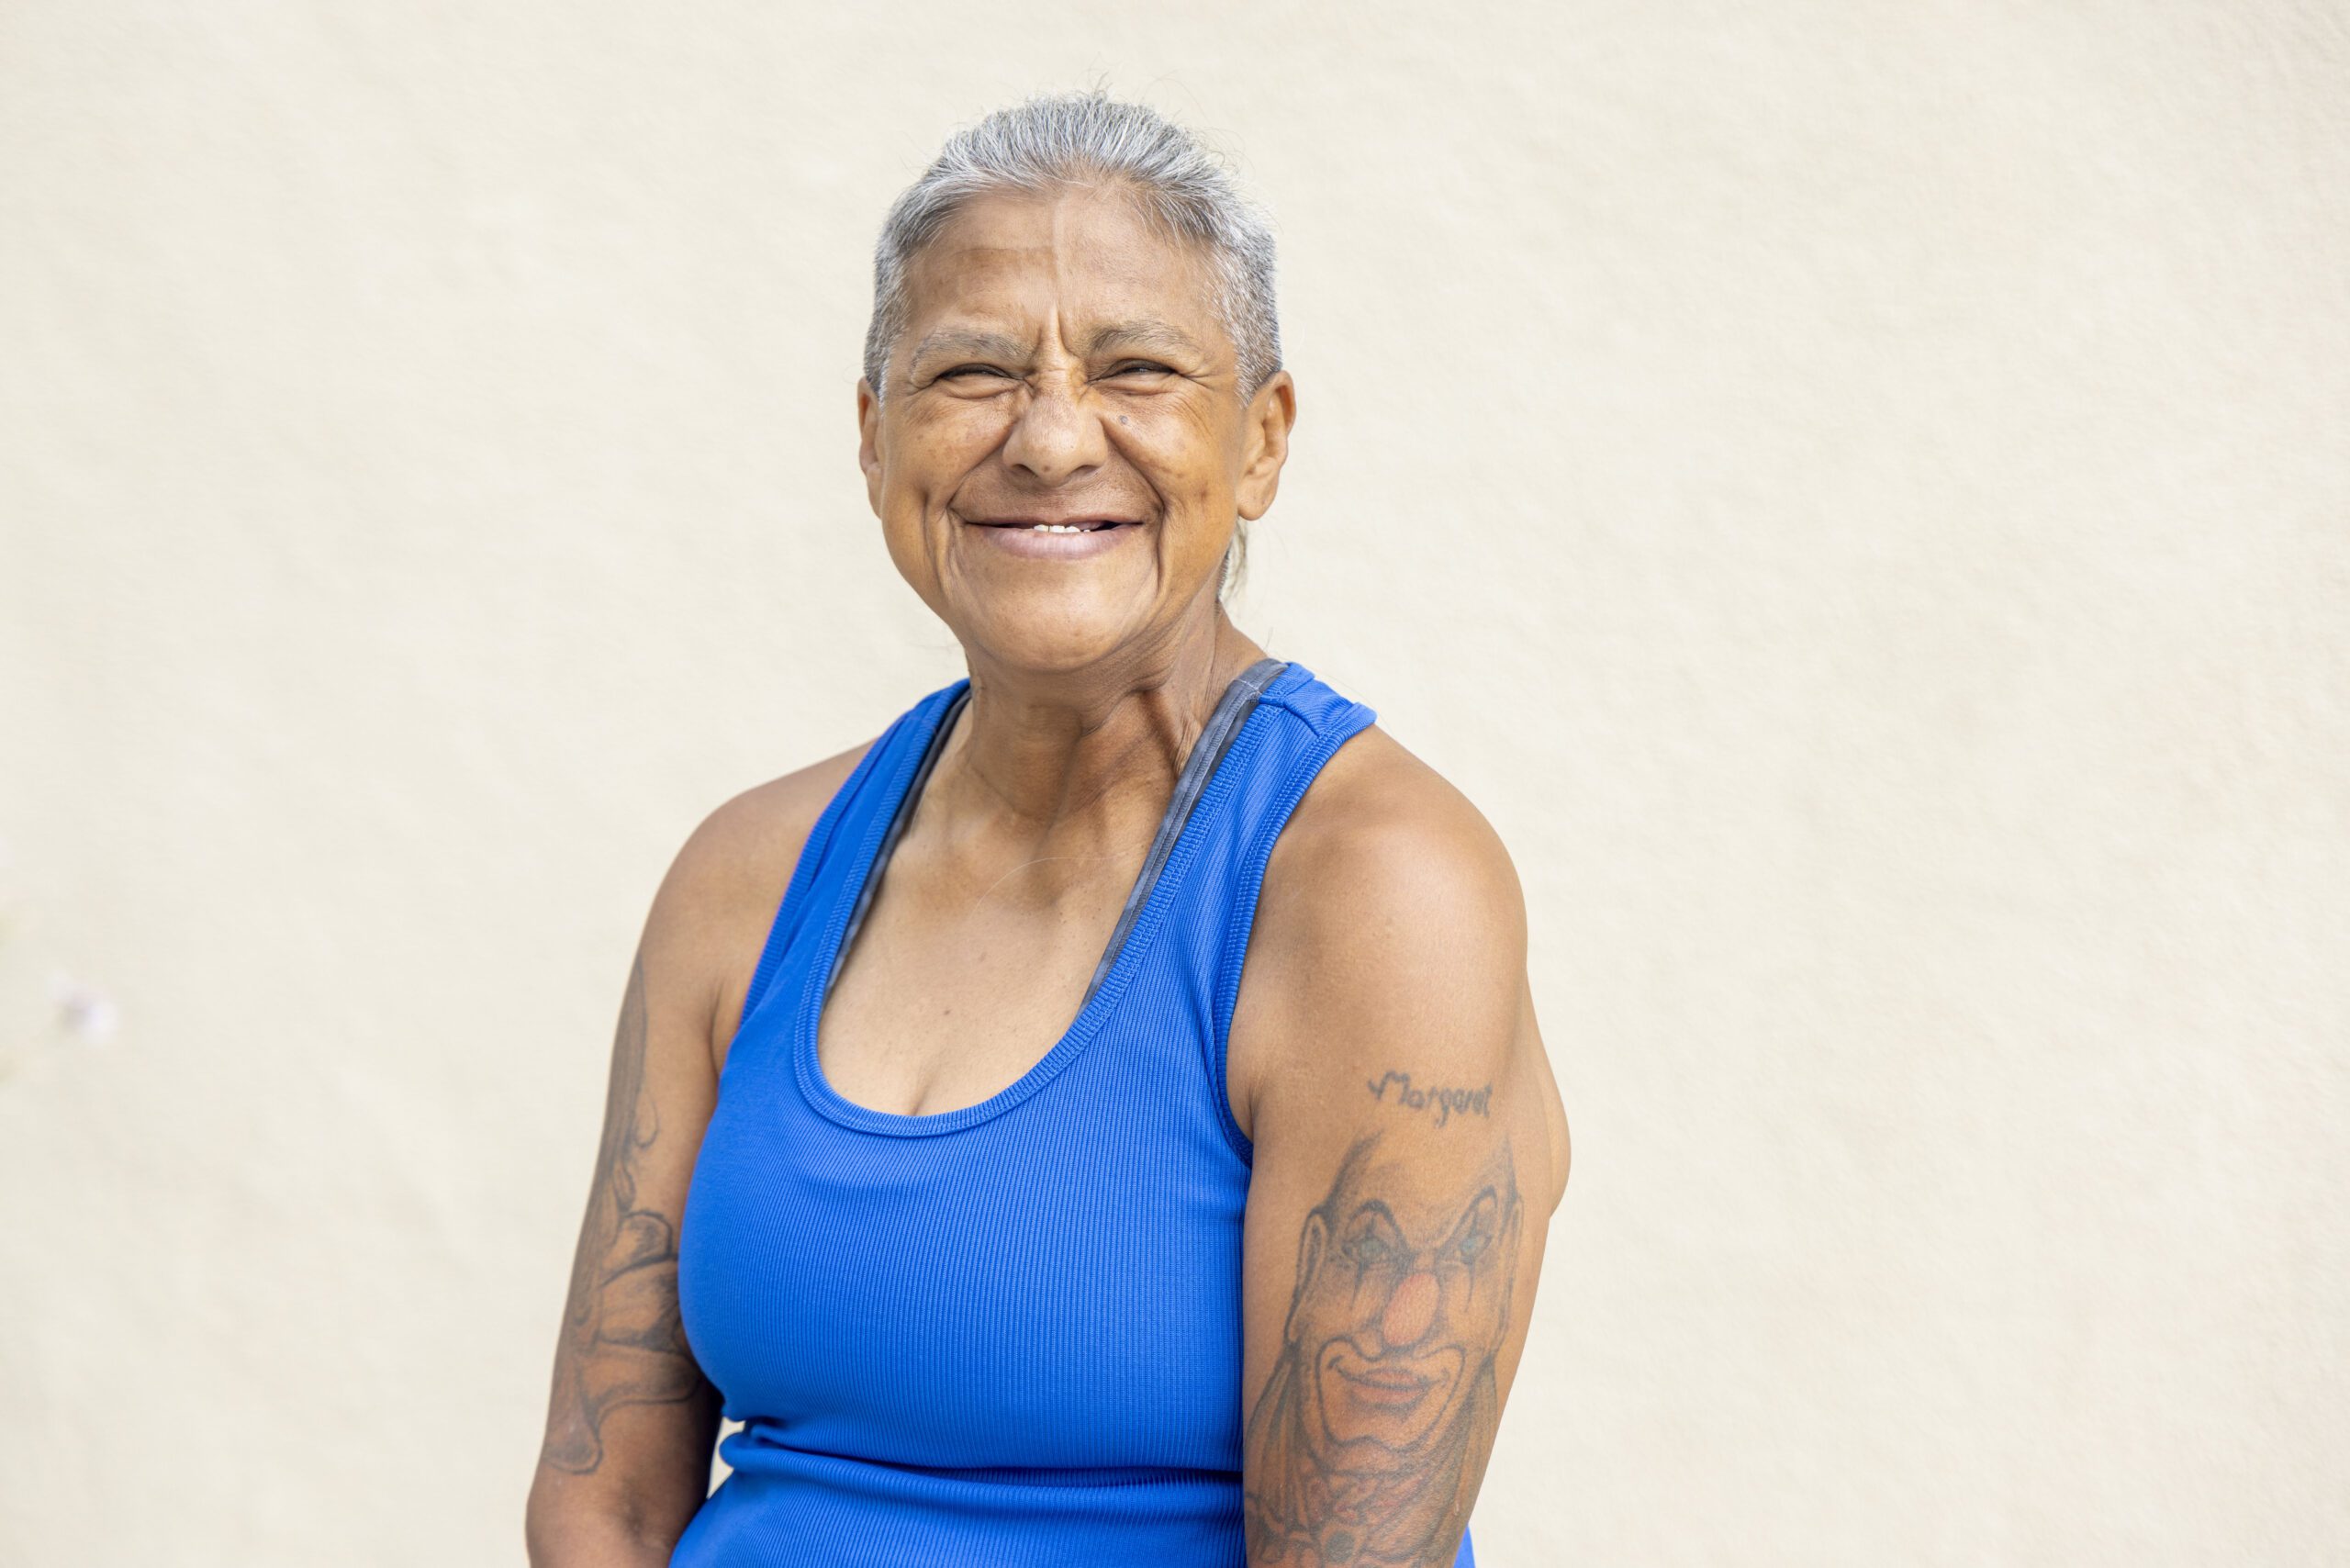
[829,683,970,1002]
[1080,655,1288,1008]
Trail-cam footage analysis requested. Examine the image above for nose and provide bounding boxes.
[1000,371,1108,487]
[1379,1270,1439,1351]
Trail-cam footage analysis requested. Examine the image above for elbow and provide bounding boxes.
[525,1472,677,1568]
[522,1474,580,1568]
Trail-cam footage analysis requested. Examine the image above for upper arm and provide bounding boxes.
[1232,740,1568,1566]
[528,744,871,1553]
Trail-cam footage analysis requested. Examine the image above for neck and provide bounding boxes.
[936,602,1270,849]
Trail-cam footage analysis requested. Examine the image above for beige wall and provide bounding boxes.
[4,2,2346,1562]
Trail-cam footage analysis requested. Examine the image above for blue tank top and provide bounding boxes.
[671,659,1477,1568]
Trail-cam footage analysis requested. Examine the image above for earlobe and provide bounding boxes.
[856,379,880,467]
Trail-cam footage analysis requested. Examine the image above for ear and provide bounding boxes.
[856,376,885,517]
[1235,369,1296,522]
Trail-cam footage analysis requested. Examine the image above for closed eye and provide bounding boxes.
[938,364,1015,381]
[1105,360,1175,377]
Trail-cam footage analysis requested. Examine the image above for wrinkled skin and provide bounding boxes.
[855,180,1294,693]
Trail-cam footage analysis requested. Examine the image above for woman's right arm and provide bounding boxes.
[523,845,727,1564]
[523,745,869,1564]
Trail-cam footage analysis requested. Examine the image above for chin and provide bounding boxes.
[963,622,1126,677]
[948,585,1168,675]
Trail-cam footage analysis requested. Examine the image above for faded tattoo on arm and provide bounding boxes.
[1366,1071,1492,1129]
[1244,1131,1523,1566]
[538,953,708,1474]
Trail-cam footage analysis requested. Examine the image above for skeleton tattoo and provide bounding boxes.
[1244,1130,1523,1565]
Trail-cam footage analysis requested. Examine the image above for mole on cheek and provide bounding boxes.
[1117,415,1129,425]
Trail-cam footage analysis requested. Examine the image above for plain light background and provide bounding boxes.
[4,2,2345,1563]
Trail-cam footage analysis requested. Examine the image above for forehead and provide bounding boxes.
[899,185,1226,345]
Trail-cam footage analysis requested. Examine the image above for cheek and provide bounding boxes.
[889,407,1005,501]
[1122,406,1239,507]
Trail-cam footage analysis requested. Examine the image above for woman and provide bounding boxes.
[525,88,1570,1568]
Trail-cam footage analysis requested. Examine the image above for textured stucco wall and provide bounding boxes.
[3,3,2345,1563]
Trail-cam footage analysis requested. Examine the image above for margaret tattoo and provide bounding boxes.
[1366,1070,1493,1129]
[1244,1132,1524,1566]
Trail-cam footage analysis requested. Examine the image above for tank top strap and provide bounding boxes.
[735,677,972,1033]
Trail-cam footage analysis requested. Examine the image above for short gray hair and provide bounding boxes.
[861,88,1282,409]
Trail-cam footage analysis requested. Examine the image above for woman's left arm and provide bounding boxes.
[1234,771,1570,1568]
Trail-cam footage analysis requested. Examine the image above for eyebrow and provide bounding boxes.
[1083,319,1205,357]
[908,328,1032,368]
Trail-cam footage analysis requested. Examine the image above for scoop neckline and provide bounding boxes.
[790,659,1296,1137]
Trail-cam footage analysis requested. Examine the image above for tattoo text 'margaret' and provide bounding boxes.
[1367,1070,1493,1128]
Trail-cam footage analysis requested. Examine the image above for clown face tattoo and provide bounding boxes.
[1245,1131,1524,1566]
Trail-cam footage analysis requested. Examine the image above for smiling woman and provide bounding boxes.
[524,87,1570,1568]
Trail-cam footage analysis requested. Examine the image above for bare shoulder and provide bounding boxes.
[1259,722,1526,958]
[1235,722,1527,1048]
[647,735,878,1075]
[1228,722,1570,1206]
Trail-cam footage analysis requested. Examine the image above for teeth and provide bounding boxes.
[1031,523,1088,532]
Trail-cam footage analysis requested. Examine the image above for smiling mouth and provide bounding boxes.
[965,517,1140,533]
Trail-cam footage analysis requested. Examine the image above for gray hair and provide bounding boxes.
[861,89,1281,409]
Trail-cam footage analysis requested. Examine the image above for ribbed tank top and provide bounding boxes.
[671,660,1477,1568]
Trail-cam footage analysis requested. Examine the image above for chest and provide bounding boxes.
[815,835,1147,1121]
